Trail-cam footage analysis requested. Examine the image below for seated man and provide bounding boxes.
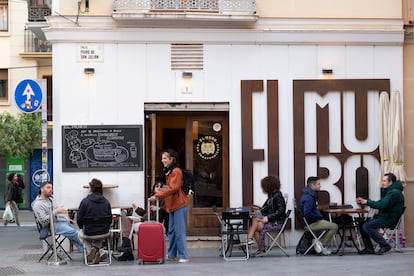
[77,178,112,264]
[31,181,84,254]
[299,176,338,256]
[356,172,405,255]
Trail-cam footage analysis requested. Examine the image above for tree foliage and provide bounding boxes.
[0,112,42,158]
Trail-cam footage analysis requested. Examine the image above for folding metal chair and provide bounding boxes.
[301,216,327,255]
[220,208,251,261]
[293,198,327,256]
[110,208,122,251]
[34,215,72,262]
[381,207,406,252]
[81,216,113,266]
[263,209,292,257]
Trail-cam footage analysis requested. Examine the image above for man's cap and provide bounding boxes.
[40,181,51,188]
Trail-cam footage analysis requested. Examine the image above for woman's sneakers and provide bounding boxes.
[166,255,189,263]
[166,255,177,261]
[247,238,255,246]
[255,249,266,257]
[178,258,189,263]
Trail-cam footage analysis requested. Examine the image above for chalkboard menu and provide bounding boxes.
[62,125,143,172]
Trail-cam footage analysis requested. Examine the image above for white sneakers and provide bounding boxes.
[178,258,189,263]
[313,239,322,253]
[313,239,331,256]
[166,255,189,263]
[247,238,255,246]
[165,255,177,261]
[321,247,332,256]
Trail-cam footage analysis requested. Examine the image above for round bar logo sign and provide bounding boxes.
[196,135,220,160]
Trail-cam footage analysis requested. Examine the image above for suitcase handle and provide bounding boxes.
[147,198,159,222]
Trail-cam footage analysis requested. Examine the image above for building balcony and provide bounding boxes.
[20,24,52,59]
[28,4,51,22]
[112,0,257,24]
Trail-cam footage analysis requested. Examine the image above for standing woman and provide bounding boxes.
[5,173,25,226]
[150,149,189,263]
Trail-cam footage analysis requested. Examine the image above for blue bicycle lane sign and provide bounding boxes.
[14,79,43,113]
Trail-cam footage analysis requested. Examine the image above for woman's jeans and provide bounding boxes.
[167,205,189,259]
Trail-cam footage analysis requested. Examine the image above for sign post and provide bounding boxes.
[15,79,65,265]
[39,79,48,184]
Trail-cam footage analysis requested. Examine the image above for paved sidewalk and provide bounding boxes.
[1,211,413,276]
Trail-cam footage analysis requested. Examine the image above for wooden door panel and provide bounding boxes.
[186,113,228,236]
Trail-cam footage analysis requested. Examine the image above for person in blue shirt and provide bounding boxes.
[299,176,338,255]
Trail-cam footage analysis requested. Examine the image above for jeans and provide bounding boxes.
[360,218,388,249]
[307,219,338,247]
[54,221,84,252]
[167,205,189,259]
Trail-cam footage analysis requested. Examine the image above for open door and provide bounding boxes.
[145,113,157,193]
[145,111,228,236]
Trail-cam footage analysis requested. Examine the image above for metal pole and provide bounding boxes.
[40,80,65,266]
[40,79,48,184]
[47,199,66,266]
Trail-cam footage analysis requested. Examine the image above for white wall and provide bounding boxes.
[50,27,403,245]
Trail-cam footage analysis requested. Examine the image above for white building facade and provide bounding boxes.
[45,0,405,241]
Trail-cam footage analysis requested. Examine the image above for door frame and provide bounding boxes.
[144,103,229,235]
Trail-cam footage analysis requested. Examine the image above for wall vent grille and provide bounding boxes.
[171,44,204,70]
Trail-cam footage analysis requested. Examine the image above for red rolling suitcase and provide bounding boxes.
[137,199,165,264]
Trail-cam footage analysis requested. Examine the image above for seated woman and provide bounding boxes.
[115,182,168,261]
[247,175,286,256]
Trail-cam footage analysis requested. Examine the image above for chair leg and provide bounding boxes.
[38,241,51,262]
[394,229,401,251]
[83,238,112,266]
[264,232,289,257]
[55,236,72,260]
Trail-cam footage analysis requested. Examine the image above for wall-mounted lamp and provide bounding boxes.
[85,0,90,12]
[322,68,333,75]
[84,67,95,74]
[182,72,193,78]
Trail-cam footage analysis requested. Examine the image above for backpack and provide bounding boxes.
[181,169,195,195]
[296,231,318,255]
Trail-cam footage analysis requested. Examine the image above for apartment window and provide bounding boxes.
[0,0,8,31]
[0,69,7,101]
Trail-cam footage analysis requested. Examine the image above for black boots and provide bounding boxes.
[118,237,132,252]
[113,248,134,261]
[114,237,134,261]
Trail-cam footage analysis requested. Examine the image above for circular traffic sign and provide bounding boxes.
[14,79,43,113]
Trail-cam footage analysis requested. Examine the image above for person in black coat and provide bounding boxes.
[246,176,286,255]
[77,178,112,264]
[4,173,25,226]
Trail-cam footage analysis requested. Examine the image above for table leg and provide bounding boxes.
[332,225,346,255]
[349,226,362,253]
